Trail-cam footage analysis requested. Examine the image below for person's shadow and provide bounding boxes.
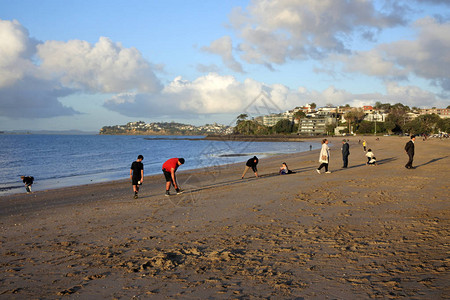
[415,156,448,168]
[331,157,398,173]
[375,157,397,166]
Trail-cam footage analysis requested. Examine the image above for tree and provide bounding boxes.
[293,110,306,121]
[344,108,365,133]
[356,121,375,134]
[236,114,248,125]
[437,118,450,133]
[233,120,270,135]
[310,102,317,109]
[354,121,387,134]
[391,103,411,112]
[325,124,337,135]
[403,114,441,135]
[374,102,392,112]
[384,119,397,134]
[273,119,293,134]
[386,103,410,133]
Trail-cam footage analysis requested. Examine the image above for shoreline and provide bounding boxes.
[1,136,448,298]
[0,141,322,210]
[0,136,320,197]
[204,134,317,142]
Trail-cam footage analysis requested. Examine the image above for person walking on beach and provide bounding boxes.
[362,140,367,152]
[341,139,350,168]
[405,135,416,169]
[317,139,331,174]
[130,155,144,199]
[162,157,185,196]
[242,156,259,179]
[20,176,34,193]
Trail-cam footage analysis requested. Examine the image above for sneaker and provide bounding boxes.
[134,194,138,199]
[176,189,184,195]
[316,169,321,174]
[165,191,170,197]
[325,171,331,174]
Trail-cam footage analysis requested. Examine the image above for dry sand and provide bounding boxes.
[0,136,449,299]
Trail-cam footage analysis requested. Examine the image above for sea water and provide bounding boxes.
[0,134,320,195]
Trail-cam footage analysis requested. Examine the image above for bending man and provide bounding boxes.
[162,157,185,196]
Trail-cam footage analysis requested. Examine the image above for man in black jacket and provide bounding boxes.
[341,139,350,168]
[241,156,259,178]
[405,135,416,169]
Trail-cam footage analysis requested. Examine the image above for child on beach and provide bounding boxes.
[20,176,34,193]
[366,149,377,166]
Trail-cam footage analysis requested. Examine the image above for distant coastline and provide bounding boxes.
[205,134,310,142]
[139,134,312,142]
[99,121,233,136]
[1,130,97,135]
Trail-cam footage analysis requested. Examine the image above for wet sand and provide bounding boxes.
[0,136,449,299]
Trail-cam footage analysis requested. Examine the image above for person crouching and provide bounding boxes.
[21,176,34,193]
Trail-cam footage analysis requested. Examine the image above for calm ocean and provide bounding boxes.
[0,134,320,195]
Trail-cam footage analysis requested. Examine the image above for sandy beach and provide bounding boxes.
[1,135,449,299]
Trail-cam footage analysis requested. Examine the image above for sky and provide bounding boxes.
[1,0,449,131]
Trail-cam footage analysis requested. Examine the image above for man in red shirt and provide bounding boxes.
[162,158,185,196]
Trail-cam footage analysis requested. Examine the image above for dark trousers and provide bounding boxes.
[342,155,349,168]
[405,153,414,168]
[318,163,328,172]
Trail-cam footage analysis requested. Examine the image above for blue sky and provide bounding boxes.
[1,0,449,131]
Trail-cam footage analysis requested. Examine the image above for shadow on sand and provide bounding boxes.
[415,156,448,168]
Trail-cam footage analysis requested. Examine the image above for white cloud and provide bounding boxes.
[226,0,406,66]
[335,17,450,91]
[0,19,163,119]
[104,73,447,118]
[202,36,244,73]
[337,49,406,78]
[385,18,450,89]
[0,19,78,118]
[384,81,443,107]
[105,73,307,117]
[37,37,162,93]
[105,73,250,116]
[0,19,38,88]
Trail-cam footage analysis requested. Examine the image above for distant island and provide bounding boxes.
[99,121,234,135]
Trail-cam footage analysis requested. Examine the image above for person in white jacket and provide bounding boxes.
[317,139,331,174]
